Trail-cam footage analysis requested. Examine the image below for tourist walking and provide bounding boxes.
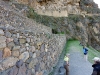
[83,46,88,61]
[64,53,70,75]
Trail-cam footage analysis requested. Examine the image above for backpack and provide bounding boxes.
[83,48,88,54]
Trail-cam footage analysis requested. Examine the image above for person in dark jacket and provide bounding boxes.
[92,57,100,75]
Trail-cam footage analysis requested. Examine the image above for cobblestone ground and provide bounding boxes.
[53,46,93,75]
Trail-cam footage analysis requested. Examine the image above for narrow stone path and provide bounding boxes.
[53,42,93,75]
[69,47,93,75]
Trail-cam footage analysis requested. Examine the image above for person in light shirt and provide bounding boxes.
[64,53,70,75]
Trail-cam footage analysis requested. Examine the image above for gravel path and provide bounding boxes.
[53,46,93,75]
[69,52,93,75]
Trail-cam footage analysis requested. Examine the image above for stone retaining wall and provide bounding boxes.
[0,3,66,75]
[0,5,52,34]
[0,27,66,75]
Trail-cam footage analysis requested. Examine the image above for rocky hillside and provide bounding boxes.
[2,0,99,49]
[16,0,100,51]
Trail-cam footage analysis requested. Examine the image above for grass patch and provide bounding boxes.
[88,46,100,63]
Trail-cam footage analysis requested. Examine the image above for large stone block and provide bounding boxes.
[17,63,27,75]
[7,42,15,48]
[16,59,24,68]
[12,50,19,57]
[5,31,12,38]
[29,46,36,52]
[0,29,4,36]
[3,47,11,58]
[0,36,6,43]
[19,51,29,62]
[19,38,26,44]
[0,50,3,61]
[26,70,32,75]
[12,46,20,50]
[2,57,18,69]
[6,38,13,43]
[13,38,20,45]
[29,58,38,69]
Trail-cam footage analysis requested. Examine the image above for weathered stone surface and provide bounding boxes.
[6,38,13,43]
[0,42,6,49]
[93,27,99,34]
[26,38,30,43]
[0,65,3,71]
[17,63,27,75]
[16,59,23,68]
[40,61,45,70]
[12,46,20,50]
[7,42,15,48]
[35,63,40,72]
[32,53,36,58]
[36,71,43,75]
[19,38,26,44]
[2,57,18,69]
[5,31,12,38]
[17,33,20,38]
[29,52,33,57]
[12,50,19,57]
[37,42,42,50]
[13,38,20,45]
[40,44,45,52]
[12,66,19,75]
[32,69,35,75]
[29,46,36,52]
[0,29,4,36]
[19,51,29,62]
[29,58,38,69]
[26,47,29,50]
[3,47,11,58]
[26,57,32,64]
[25,43,29,46]
[0,36,6,48]
[20,48,26,53]
[8,66,18,75]
[0,50,3,61]
[0,36,6,43]
[26,70,32,75]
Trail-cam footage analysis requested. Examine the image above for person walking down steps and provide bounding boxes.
[64,53,70,75]
[83,46,88,61]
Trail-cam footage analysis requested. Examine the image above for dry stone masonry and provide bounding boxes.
[0,25,66,75]
[0,1,66,75]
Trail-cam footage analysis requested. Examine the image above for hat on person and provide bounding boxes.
[66,53,70,56]
[92,57,100,61]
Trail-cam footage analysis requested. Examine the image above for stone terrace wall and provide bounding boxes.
[0,27,66,75]
[0,1,66,75]
[0,4,52,34]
